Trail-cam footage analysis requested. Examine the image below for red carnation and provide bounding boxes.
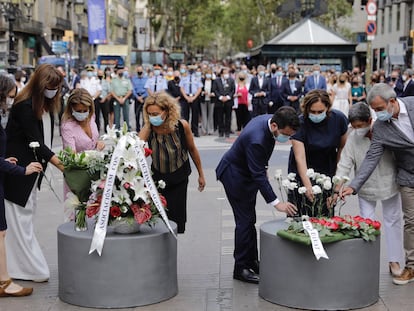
[372,221,381,230]
[134,206,152,224]
[159,194,167,207]
[144,148,153,157]
[86,203,100,217]
[123,182,131,189]
[110,206,122,218]
[326,222,339,230]
[130,203,140,214]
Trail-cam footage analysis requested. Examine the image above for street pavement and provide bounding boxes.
[2,127,414,311]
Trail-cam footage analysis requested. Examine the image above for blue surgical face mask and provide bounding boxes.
[309,111,327,123]
[149,114,164,126]
[72,110,89,122]
[258,71,265,77]
[195,72,202,77]
[276,71,283,77]
[87,72,94,78]
[275,133,290,143]
[354,126,370,137]
[123,71,129,78]
[376,102,394,121]
[206,74,212,79]
[154,70,161,76]
[313,70,320,76]
[180,69,186,74]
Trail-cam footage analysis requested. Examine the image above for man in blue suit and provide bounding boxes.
[304,64,326,94]
[216,106,299,284]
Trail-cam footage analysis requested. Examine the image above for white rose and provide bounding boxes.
[332,175,342,184]
[282,179,290,188]
[287,172,296,181]
[288,182,298,190]
[312,185,322,195]
[306,168,315,179]
[323,180,332,191]
[298,186,307,194]
[158,180,166,189]
[274,169,283,181]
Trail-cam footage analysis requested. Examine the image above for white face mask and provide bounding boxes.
[21,77,26,83]
[354,126,370,137]
[44,88,58,99]
[6,97,14,107]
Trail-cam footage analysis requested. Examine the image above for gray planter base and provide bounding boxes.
[259,219,380,310]
[58,219,178,308]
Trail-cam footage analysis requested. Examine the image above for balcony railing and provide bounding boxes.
[14,19,43,35]
[54,17,72,30]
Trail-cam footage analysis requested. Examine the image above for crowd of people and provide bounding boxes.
[0,59,413,298]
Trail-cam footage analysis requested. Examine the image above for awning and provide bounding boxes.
[389,55,405,65]
[97,45,128,56]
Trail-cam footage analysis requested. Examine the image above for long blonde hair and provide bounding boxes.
[143,92,181,131]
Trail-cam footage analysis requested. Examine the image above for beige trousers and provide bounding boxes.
[401,186,414,268]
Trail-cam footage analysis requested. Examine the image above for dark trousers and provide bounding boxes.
[218,165,258,273]
[215,100,233,135]
[252,98,268,117]
[95,98,109,132]
[235,104,251,131]
[134,99,145,131]
[180,99,190,122]
[190,98,200,136]
[160,177,189,234]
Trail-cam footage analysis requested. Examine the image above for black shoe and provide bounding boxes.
[194,133,200,137]
[225,133,230,138]
[219,133,224,137]
[251,260,260,274]
[233,268,260,284]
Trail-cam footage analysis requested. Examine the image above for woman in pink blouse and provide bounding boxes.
[234,71,251,131]
[60,88,104,214]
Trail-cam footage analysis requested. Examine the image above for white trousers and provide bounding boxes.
[4,187,50,280]
[358,193,404,264]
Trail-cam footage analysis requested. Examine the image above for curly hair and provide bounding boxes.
[300,89,332,118]
[62,88,95,122]
[143,92,181,131]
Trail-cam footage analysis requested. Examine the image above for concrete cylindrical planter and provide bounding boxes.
[259,219,380,310]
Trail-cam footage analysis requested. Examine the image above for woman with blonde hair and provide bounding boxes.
[331,72,352,117]
[234,71,251,131]
[4,63,64,282]
[139,92,205,233]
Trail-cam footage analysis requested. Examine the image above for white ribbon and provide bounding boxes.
[302,220,329,260]
[134,144,177,239]
[89,136,127,256]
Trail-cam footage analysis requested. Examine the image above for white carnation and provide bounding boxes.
[287,172,297,181]
[274,169,283,181]
[306,168,315,179]
[298,186,307,194]
[312,185,322,195]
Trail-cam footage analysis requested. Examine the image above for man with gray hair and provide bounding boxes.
[401,68,414,97]
[341,83,414,285]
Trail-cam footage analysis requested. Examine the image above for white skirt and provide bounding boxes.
[332,99,350,117]
[4,186,50,281]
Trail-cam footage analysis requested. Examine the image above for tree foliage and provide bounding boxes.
[148,0,353,57]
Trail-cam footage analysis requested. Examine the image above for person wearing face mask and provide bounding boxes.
[0,75,43,298]
[80,65,103,132]
[304,64,327,94]
[167,70,182,100]
[387,70,403,96]
[268,65,287,114]
[351,77,366,104]
[61,88,105,211]
[281,69,303,114]
[14,70,25,93]
[249,65,270,117]
[212,67,236,137]
[4,64,65,282]
[144,64,167,96]
[200,69,216,135]
[216,107,299,284]
[233,71,250,132]
[288,89,348,217]
[139,92,205,234]
[131,65,148,131]
[110,64,133,130]
[401,69,414,97]
[334,103,404,278]
[179,64,203,137]
[341,83,414,285]
[331,72,352,117]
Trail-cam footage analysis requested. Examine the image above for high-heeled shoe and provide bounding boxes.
[0,279,33,297]
[389,262,402,277]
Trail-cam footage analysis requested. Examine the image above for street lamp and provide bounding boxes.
[0,0,35,69]
[74,0,84,70]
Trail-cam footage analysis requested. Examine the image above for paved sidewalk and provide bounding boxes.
[2,131,414,311]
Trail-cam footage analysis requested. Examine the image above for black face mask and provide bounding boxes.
[239,77,245,81]
[339,80,345,83]
[189,70,195,75]
[391,77,397,82]
[137,71,143,76]
[174,77,180,83]
[98,76,103,80]
[118,73,123,78]
[353,82,358,86]
[271,68,277,73]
